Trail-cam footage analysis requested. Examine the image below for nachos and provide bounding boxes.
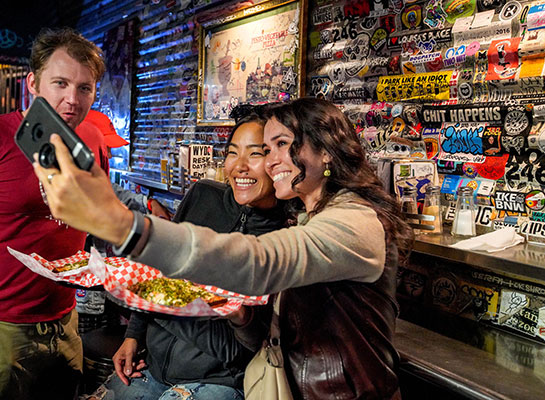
[127,277,227,308]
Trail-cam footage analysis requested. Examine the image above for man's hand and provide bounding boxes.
[112,338,146,386]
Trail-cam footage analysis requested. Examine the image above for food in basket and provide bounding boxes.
[127,278,228,308]
[52,259,89,273]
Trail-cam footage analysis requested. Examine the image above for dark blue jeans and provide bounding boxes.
[99,370,243,400]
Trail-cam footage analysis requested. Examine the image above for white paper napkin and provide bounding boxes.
[449,227,524,253]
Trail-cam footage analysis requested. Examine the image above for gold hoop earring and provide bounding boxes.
[323,163,331,177]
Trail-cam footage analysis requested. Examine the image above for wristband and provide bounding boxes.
[147,198,154,212]
[113,210,147,256]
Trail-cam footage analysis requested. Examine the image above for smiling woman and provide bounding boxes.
[224,116,277,210]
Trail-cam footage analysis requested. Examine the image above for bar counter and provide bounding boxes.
[413,233,545,285]
[396,232,545,398]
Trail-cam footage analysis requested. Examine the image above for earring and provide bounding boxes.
[323,163,331,177]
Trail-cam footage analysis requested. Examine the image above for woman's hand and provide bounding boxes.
[225,306,252,327]
[33,134,133,245]
[112,338,146,385]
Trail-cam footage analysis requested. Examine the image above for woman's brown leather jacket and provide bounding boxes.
[279,245,402,400]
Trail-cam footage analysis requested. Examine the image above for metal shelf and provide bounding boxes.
[123,173,168,191]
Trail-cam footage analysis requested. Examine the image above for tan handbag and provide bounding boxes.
[244,292,294,400]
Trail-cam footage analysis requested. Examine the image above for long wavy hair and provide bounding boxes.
[265,97,413,264]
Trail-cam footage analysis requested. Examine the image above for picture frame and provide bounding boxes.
[197,0,306,126]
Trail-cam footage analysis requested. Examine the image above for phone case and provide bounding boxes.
[14,97,95,171]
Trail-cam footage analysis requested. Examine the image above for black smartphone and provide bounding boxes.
[14,97,95,171]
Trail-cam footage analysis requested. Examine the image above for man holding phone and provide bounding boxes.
[0,28,109,400]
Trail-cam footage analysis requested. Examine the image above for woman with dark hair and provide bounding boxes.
[34,97,413,399]
[93,106,287,400]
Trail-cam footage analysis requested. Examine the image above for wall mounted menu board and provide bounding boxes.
[197,0,306,125]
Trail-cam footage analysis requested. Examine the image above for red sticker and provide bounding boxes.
[486,38,521,80]
[466,154,509,180]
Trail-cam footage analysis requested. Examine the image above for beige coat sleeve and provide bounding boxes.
[135,202,386,296]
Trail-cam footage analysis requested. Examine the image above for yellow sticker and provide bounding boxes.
[376,71,453,102]
[460,281,499,319]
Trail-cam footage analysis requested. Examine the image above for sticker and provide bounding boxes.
[477,0,505,11]
[439,153,466,172]
[402,4,423,30]
[388,55,401,74]
[486,38,521,80]
[424,135,440,159]
[403,61,417,74]
[466,154,509,180]
[526,190,545,211]
[466,41,481,56]
[282,67,297,90]
[482,126,502,155]
[426,54,444,72]
[370,28,388,52]
[361,16,378,30]
[391,117,407,134]
[385,141,411,157]
[391,103,404,117]
[424,0,447,28]
[441,175,462,194]
[499,1,522,21]
[504,109,530,136]
[312,5,333,25]
[443,0,476,24]
[403,104,422,126]
[528,3,545,32]
[320,29,332,44]
[521,220,545,239]
[501,135,525,155]
[387,28,452,51]
[531,210,545,221]
[505,150,545,185]
[409,51,442,65]
[421,105,503,124]
[463,163,478,178]
[401,271,427,298]
[460,281,499,320]
[328,62,345,85]
[377,72,452,102]
[309,76,333,99]
[439,122,486,163]
[458,82,474,100]
[493,191,526,212]
[431,277,457,307]
[520,3,529,24]
[365,109,383,127]
[444,45,467,67]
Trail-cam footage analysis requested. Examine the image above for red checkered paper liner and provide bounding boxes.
[7,247,102,287]
[90,250,268,317]
[195,285,269,307]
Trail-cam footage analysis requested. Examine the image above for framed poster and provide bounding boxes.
[197,0,306,126]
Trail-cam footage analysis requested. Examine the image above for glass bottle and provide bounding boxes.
[451,186,476,237]
[422,185,442,234]
[400,186,418,226]
[205,159,216,180]
[215,160,225,183]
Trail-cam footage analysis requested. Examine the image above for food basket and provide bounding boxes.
[88,248,269,317]
[7,247,102,288]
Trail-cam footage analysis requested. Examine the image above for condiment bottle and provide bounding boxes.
[451,186,476,237]
[215,160,225,182]
[422,185,442,234]
[400,186,418,227]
